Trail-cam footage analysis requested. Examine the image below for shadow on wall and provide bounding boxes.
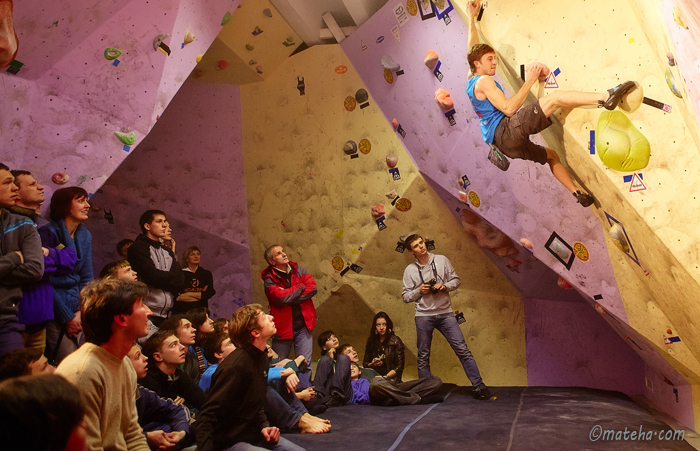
[313,284,418,371]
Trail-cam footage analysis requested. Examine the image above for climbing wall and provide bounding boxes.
[340,0,700,430]
[1,0,240,197]
[85,79,251,320]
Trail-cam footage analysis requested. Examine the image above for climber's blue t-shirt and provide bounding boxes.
[467,75,506,144]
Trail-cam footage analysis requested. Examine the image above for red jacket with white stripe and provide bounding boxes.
[260,261,317,339]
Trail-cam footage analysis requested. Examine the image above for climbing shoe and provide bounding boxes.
[599,81,635,110]
[473,386,497,401]
[574,190,595,207]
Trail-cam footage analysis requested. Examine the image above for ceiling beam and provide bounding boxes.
[322,12,345,43]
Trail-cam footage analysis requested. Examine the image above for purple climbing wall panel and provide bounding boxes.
[2,0,239,197]
[85,79,251,320]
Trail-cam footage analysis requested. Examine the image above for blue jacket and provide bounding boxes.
[10,206,76,325]
[39,220,93,324]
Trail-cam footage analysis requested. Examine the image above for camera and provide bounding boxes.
[427,279,440,294]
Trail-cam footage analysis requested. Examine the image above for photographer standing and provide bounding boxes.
[401,234,495,401]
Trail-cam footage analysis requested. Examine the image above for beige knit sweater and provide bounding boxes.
[57,343,150,451]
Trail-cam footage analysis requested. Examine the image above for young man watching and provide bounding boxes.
[196,304,311,451]
[0,346,55,381]
[56,278,152,450]
[140,329,205,411]
[261,245,317,387]
[10,169,76,353]
[159,314,200,383]
[101,260,139,281]
[199,332,235,391]
[127,344,191,451]
[402,234,495,401]
[128,210,184,326]
[0,163,44,355]
[464,0,635,207]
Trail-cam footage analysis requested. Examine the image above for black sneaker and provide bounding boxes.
[472,386,497,401]
[573,190,594,207]
[324,393,346,408]
[599,81,636,110]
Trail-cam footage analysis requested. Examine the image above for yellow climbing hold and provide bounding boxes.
[468,191,481,207]
[573,242,589,261]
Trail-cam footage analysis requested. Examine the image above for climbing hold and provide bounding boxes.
[395,198,412,212]
[331,256,344,271]
[355,89,369,103]
[335,65,348,74]
[609,223,630,253]
[184,31,195,45]
[256,65,263,74]
[296,76,305,95]
[191,69,204,79]
[667,328,673,334]
[344,141,358,155]
[595,110,650,172]
[246,44,254,51]
[391,118,398,129]
[386,154,398,168]
[386,189,398,199]
[434,88,454,109]
[252,26,263,36]
[359,139,371,154]
[153,34,171,55]
[381,55,400,71]
[249,60,257,65]
[557,276,573,289]
[282,37,295,47]
[383,69,394,84]
[526,61,550,82]
[104,48,122,60]
[217,60,229,70]
[618,82,643,113]
[665,68,682,98]
[594,304,607,314]
[51,172,69,185]
[196,54,203,63]
[519,238,533,250]
[221,11,232,25]
[667,52,676,66]
[549,240,570,261]
[114,131,136,145]
[263,8,272,18]
[672,6,688,29]
[424,50,438,69]
[344,96,357,111]
[371,204,386,217]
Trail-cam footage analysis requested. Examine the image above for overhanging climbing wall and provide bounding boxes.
[1,0,240,197]
[340,0,700,430]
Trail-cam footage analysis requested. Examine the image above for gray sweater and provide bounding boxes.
[0,208,44,317]
[402,253,460,317]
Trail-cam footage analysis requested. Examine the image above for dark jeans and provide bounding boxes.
[224,437,304,451]
[265,380,307,430]
[369,376,443,406]
[313,355,352,404]
[0,316,24,356]
[415,313,484,388]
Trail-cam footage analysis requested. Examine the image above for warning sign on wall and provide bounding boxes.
[544,73,559,89]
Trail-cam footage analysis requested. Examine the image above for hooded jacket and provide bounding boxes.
[127,234,184,319]
[260,261,317,340]
[0,208,43,317]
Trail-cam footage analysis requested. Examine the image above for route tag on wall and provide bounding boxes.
[433,61,443,81]
[445,108,456,126]
[395,241,406,253]
[389,168,401,180]
[376,215,387,231]
[461,175,471,188]
[396,124,406,138]
[350,264,363,274]
[443,13,451,25]
[425,239,435,251]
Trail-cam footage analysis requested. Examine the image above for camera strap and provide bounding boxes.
[415,260,439,284]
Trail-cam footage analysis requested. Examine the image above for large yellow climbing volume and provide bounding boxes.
[595,110,650,172]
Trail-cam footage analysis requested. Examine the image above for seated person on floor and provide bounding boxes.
[184,307,215,377]
[199,332,236,392]
[127,343,192,451]
[159,314,200,383]
[196,304,322,451]
[363,312,404,382]
[316,326,443,407]
[338,344,380,380]
[0,374,87,451]
[140,329,205,411]
[0,346,55,382]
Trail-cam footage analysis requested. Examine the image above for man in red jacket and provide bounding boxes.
[261,245,316,387]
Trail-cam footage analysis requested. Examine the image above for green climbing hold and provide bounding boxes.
[114,131,136,145]
[665,68,682,98]
[246,44,254,51]
[595,110,650,172]
[221,11,231,25]
[104,48,122,60]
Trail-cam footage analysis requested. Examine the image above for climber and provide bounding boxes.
[464,0,635,207]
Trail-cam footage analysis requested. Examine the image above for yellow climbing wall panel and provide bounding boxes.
[240,44,526,386]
